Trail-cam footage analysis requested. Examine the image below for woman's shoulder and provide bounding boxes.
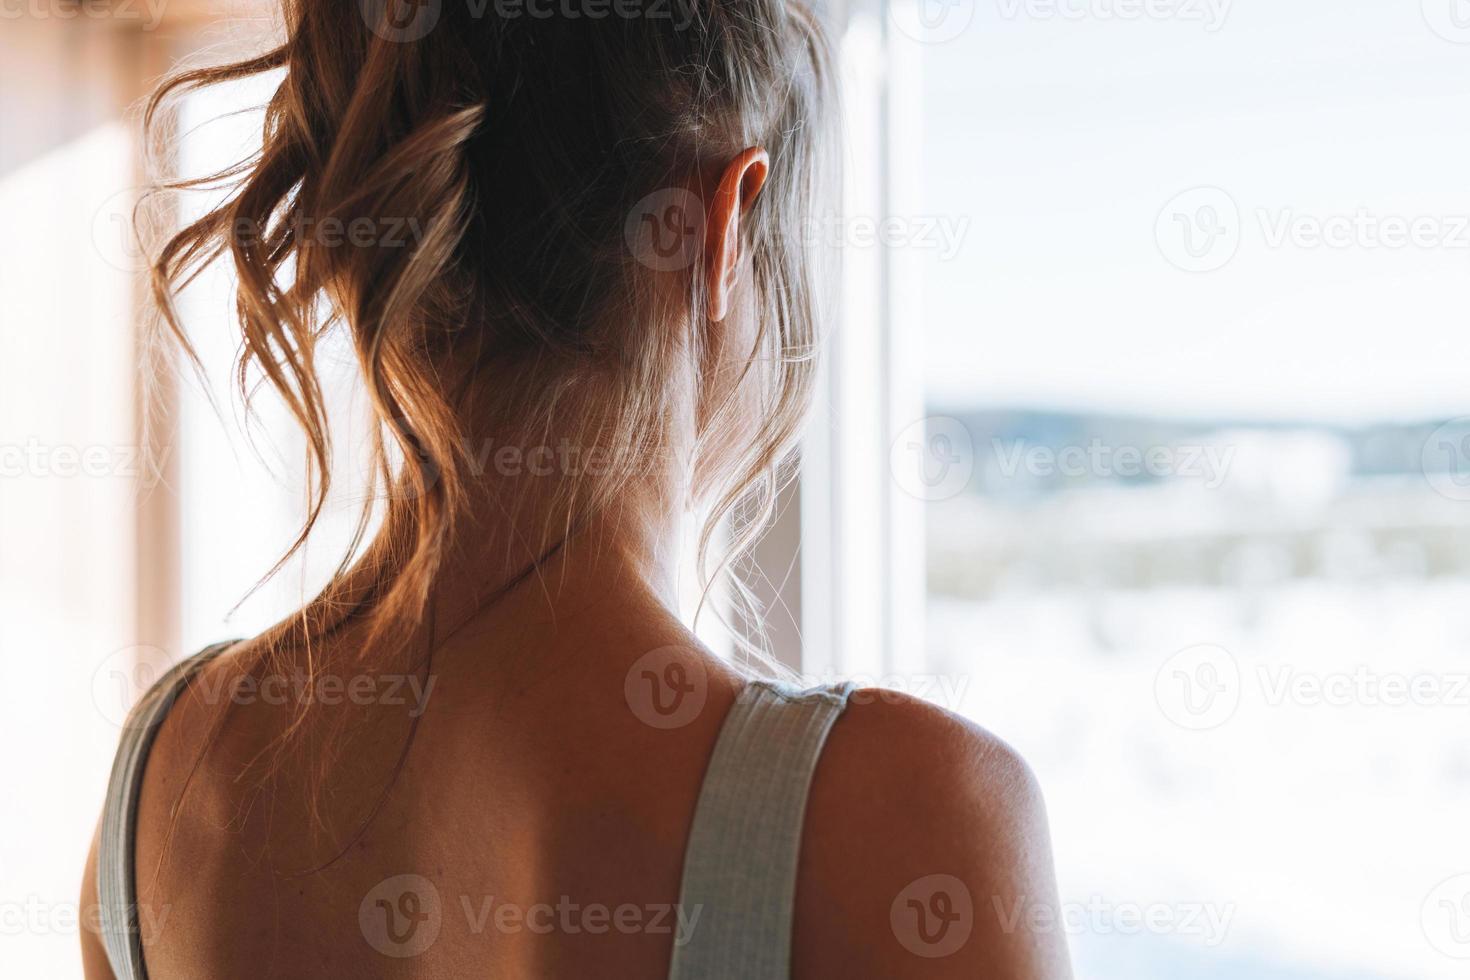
[793,689,1073,979]
[825,687,1044,809]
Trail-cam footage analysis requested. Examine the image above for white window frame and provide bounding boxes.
[754,0,927,681]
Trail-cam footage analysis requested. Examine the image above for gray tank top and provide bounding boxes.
[97,643,855,980]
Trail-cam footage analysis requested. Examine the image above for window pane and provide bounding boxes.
[909,5,1470,978]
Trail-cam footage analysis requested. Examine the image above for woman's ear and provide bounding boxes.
[705,147,769,322]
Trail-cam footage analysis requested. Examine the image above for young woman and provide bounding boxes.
[80,1,1070,976]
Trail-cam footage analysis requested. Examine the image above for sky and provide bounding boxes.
[912,0,1470,424]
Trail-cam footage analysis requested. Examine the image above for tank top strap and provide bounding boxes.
[668,678,857,980]
[97,641,236,980]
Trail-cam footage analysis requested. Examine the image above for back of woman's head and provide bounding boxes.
[149,0,833,664]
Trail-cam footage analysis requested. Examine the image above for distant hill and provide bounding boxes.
[934,407,1470,497]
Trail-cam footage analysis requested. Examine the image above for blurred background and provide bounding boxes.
[902,2,1470,977]
[3,0,1469,977]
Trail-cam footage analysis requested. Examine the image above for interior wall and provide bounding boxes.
[0,17,178,978]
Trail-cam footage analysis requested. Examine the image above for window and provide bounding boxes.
[814,2,1470,976]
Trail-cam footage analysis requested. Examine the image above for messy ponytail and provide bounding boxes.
[145,0,833,682]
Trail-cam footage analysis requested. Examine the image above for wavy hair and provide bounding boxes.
[146,0,832,718]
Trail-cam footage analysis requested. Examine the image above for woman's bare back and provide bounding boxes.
[83,553,1070,979]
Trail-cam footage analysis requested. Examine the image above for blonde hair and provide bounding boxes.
[146,2,833,687]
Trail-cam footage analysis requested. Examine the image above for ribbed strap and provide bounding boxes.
[98,642,235,980]
[668,679,856,980]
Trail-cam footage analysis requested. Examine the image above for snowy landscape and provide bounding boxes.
[925,410,1470,979]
